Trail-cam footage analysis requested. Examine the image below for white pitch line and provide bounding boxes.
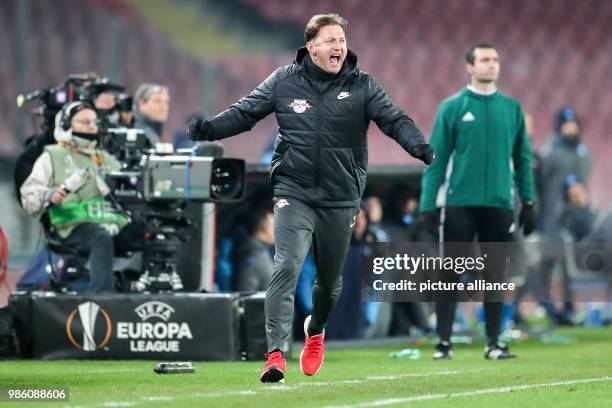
[141,396,174,401]
[365,370,460,381]
[323,376,612,408]
[259,370,463,392]
[238,391,258,396]
[71,369,476,407]
[189,390,259,398]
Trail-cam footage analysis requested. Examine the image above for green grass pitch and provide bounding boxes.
[1,327,611,407]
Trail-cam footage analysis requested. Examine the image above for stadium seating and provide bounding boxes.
[2,0,611,207]
[1,0,203,156]
[241,0,612,207]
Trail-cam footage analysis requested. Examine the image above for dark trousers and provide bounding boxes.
[60,223,115,293]
[436,206,514,345]
[265,197,357,352]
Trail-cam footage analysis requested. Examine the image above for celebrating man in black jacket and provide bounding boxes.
[189,14,434,383]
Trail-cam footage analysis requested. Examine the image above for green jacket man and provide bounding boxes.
[420,87,536,212]
[419,43,536,362]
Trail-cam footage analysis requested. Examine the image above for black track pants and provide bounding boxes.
[265,197,358,352]
[435,206,514,345]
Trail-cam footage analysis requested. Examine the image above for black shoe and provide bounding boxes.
[433,341,453,360]
[484,343,517,360]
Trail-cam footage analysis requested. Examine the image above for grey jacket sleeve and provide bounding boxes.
[209,68,279,140]
[365,75,427,155]
[20,151,55,217]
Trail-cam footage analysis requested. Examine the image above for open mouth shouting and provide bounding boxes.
[329,53,342,71]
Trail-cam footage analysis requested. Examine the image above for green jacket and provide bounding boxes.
[420,87,535,212]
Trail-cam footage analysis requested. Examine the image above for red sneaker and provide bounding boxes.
[260,351,286,383]
[300,315,325,376]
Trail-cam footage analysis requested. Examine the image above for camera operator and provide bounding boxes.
[20,101,128,293]
[133,83,170,147]
[14,73,104,205]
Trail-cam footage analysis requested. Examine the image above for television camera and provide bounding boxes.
[106,152,246,292]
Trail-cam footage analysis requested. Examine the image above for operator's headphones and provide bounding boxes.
[54,100,95,142]
[59,100,95,131]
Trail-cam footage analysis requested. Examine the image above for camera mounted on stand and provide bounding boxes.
[105,152,246,292]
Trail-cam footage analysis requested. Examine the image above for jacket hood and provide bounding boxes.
[294,47,359,76]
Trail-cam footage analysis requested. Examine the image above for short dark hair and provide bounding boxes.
[304,14,348,42]
[466,42,496,64]
[246,206,273,235]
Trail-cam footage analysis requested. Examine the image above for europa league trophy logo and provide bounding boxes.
[78,301,100,351]
[66,301,112,351]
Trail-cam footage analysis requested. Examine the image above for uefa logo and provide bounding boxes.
[66,301,112,351]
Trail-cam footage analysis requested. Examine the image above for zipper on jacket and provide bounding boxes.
[300,72,323,201]
[484,98,489,204]
[307,74,348,202]
[314,94,323,200]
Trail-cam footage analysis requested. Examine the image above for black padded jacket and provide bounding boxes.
[208,47,427,207]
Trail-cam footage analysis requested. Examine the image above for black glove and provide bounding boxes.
[188,118,214,141]
[421,209,441,235]
[412,143,435,165]
[519,202,536,236]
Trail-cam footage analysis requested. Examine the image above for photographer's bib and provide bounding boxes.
[45,144,124,237]
[49,198,128,229]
